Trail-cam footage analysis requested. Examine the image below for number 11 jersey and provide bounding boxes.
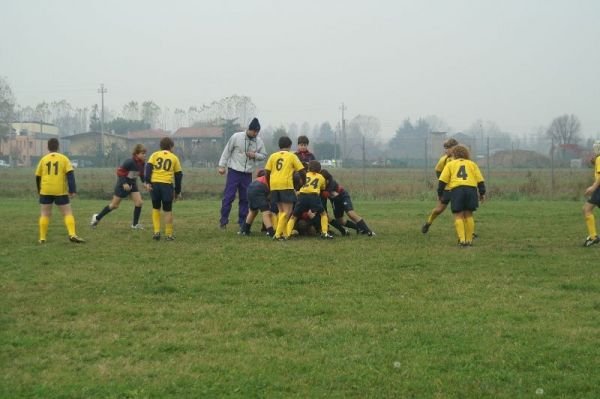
[35,152,74,195]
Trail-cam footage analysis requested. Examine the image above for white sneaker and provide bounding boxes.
[131,224,144,230]
[90,214,99,227]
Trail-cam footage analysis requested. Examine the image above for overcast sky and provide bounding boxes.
[1,0,599,137]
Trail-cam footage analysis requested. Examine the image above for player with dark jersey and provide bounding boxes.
[438,145,485,246]
[35,138,84,243]
[320,169,375,236]
[145,137,183,241]
[91,144,147,229]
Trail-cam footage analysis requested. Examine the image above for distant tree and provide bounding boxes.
[122,101,140,120]
[219,118,242,142]
[313,142,340,160]
[106,118,150,135]
[346,115,382,160]
[141,100,161,128]
[316,122,335,143]
[547,114,581,145]
[272,126,288,148]
[288,122,298,143]
[89,104,101,131]
[300,121,311,137]
[0,77,16,140]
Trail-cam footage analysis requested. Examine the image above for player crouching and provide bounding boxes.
[286,160,333,239]
[239,169,277,237]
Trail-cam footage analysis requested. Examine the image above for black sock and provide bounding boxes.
[266,226,275,236]
[357,219,370,233]
[133,206,142,225]
[96,205,112,221]
[330,219,346,234]
[345,220,358,230]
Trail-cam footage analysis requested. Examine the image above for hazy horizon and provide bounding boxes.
[2,0,599,138]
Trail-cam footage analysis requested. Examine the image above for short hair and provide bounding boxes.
[47,138,59,152]
[297,135,309,145]
[452,144,470,160]
[132,143,146,156]
[278,136,292,149]
[160,137,174,150]
[308,160,321,173]
[443,138,459,149]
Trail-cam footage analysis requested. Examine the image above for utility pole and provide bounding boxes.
[340,103,347,164]
[98,84,107,166]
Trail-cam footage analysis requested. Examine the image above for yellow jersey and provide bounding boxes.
[435,154,452,175]
[35,152,74,195]
[595,156,600,180]
[299,171,326,194]
[147,150,182,184]
[439,158,484,190]
[265,150,305,190]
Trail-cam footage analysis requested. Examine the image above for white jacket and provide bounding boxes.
[218,131,267,173]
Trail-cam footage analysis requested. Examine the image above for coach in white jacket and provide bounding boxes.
[218,117,266,228]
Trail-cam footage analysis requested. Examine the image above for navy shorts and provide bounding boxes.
[588,187,600,206]
[440,190,451,205]
[39,195,70,205]
[114,181,139,198]
[248,190,270,212]
[450,186,479,213]
[331,191,353,219]
[293,193,325,217]
[150,183,174,211]
[271,189,297,204]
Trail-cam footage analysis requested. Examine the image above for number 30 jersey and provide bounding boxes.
[35,152,74,195]
[147,150,182,184]
[439,158,484,190]
[264,151,305,190]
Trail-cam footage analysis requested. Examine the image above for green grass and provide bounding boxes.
[1,194,599,398]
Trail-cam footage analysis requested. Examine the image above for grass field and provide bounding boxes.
[1,168,599,398]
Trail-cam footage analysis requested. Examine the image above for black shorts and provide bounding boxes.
[150,183,174,211]
[293,193,325,217]
[271,189,297,204]
[39,195,70,205]
[450,186,479,213]
[248,190,270,212]
[440,190,451,205]
[114,181,139,198]
[588,187,600,206]
[331,191,353,219]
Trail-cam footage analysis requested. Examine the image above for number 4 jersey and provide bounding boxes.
[147,150,182,184]
[439,158,485,190]
[35,152,74,195]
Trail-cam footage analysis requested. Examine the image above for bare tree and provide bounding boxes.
[547,114,581,145]
[0,77,16,140]
[122,101,140,120]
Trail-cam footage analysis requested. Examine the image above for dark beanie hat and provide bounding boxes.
[248,117,261,131]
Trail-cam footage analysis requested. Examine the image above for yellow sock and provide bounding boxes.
[152,209,161,233]
[465,217,475,243]
[454,219,466,243]
[64,214,76,237]
[276,213,288,237]
[286,216,297,237]
[427,212,438,224]
[270,213,278,229]
[585,214,597,238]
[165,223,173,236]
[320,213,328,233]
[39,216,49,241]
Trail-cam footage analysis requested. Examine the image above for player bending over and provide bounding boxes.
[286,160,333,239]
[239,169,277,237]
